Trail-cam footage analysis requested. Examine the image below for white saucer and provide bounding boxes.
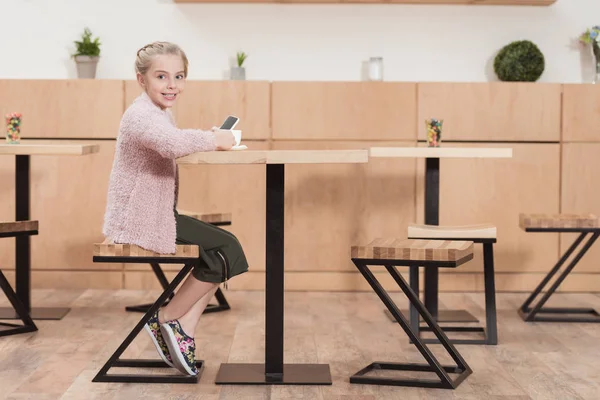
[231,145,247,151]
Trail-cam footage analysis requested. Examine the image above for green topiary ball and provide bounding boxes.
[494,40,545,82]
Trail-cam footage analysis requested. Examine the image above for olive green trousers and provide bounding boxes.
[175,212,249,283]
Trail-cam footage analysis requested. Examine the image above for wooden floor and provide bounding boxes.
[1,289,600,400]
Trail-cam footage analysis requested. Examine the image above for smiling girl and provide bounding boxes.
[102,42,249,376]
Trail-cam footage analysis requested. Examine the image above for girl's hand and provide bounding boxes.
[213,129,235,151]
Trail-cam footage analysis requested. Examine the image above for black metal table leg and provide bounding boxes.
[519,231,600,323]
[215,164,331,385]
[0,155,70,321]
[424,158,440,318]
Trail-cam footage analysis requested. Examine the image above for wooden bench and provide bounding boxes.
[407,223,498,345]
[0,221,38,337]
[350,238,473,389]
[125,210,232,315]
[92,241,203,384]
[518,213,600,323]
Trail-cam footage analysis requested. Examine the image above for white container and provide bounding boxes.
[368,57,383,81]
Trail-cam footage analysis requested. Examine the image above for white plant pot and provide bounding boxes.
[74,55,99,79]
[230,67,246,80]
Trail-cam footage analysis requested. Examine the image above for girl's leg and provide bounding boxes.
[159,274,217,330]
[177,284,219,335]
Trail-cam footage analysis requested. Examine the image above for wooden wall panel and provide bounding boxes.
[418,82,561,142]
[415,143,561,277]
[0,80,123,139]
[271,82,417,141]
[124,80,271,140]
[562,84,600,142]
[29,140,121,271]
[561,143,600,272]
[271,140,417,272]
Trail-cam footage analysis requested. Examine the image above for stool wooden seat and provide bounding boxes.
[407,223,499,345]
[350,239,473,389]
[408,223,496,240]
[351,238,473,263]
[518,213,600,323]
[0,221,38,337]
[519,213,600,230]
[94,242,199,259]
[92,240,203,384]
[178,210,232,226]
[0,220,38,237]
[124,210,232,316]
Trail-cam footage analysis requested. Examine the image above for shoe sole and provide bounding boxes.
[143,324,175,368]
[160,323,198,376]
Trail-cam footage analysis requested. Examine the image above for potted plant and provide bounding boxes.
[493,40,545,82]
[230,51,248,80]
[72,27,101,79]
[579,26,600,84]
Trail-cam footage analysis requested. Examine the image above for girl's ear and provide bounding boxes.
[136,73,146,88]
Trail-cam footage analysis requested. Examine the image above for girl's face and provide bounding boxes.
[137,54,186,110]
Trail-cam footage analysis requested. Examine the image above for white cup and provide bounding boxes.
[231,129,242,146]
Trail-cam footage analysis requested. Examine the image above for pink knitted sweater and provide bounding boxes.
[103,92,216,254]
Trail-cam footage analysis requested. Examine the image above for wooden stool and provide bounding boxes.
[350,239,473,389]
[92,242,203,384]
[407,223,498,345]
[0,221,38,337]
[125,210,232,315]
[518,213,600,323]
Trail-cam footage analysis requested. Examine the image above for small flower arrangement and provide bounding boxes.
[579,26,600,45]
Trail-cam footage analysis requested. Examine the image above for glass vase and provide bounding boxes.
[592,42,600,84]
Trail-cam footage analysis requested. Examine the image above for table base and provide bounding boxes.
[215,363,332,385]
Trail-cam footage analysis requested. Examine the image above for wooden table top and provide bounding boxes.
[177,149,369,165]
[369,147,513,159]
[0,141,100,156]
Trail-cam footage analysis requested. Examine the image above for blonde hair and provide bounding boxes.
[135,41,189,77]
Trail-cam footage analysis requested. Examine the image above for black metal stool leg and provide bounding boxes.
[416,242,497,345]
[0,270,37,337]
[519,232,600,323]
[125,263,175,313]
[349,259,471,389]
[409,266,419,335]
[483,243,498,344]
[126,263,231,315]
[93,262,204,384]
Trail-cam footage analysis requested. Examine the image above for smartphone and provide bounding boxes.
[220,115,239,130]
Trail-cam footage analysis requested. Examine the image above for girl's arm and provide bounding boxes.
[133,111,217,159]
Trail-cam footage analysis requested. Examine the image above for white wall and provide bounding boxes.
[1,0,598,83]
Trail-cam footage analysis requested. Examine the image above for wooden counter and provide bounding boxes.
[0,79,596,293]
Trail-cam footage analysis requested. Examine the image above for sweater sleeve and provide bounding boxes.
[132,109,217,159]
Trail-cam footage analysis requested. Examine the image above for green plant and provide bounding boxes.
[493,40,545,82]
[73,27,101,58]
[236,51,248,68]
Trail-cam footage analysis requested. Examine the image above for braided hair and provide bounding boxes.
[135,41,189,77]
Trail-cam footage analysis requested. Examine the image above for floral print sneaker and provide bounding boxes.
[143,310,174,368]
[160,320,198,376]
